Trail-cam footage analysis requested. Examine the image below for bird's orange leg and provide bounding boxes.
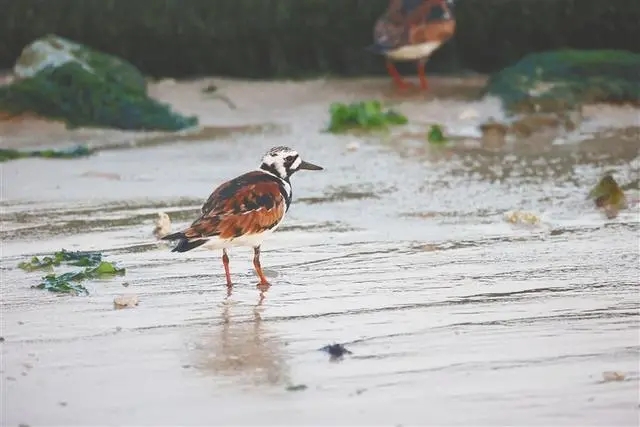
[417,60,429,91]
[222,248,232,288]
[386,60,413,90]
[253,246,271,290]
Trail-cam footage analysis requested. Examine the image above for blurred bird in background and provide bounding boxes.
[369,0,456,91]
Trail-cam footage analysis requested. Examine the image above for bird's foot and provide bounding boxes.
[256,282,271,292]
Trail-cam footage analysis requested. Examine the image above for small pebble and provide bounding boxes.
[320,343,352,358]
[345,141,360,152]
[602,371,626,382]
[153,212,172,238]
[286,384,308,392]
[114,294,139,309]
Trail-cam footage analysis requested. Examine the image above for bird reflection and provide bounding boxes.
[193,291,289,387]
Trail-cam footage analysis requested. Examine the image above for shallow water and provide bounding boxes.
[1,79,640,426]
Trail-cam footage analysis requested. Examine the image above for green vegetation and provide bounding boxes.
[19,249,125,295]
[484,49,640,113]
[427,124,447,144]
[327,100,407,133]
[0,145,93,163]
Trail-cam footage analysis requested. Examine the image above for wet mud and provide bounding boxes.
[1,77,639,426]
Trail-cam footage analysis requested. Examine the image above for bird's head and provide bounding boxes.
[260,146,323,180]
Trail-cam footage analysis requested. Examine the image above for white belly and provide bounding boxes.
[200,217,284,251]
[386,41,442,61]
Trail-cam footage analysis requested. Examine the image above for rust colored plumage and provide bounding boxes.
[161,145,323,290]
[370,0,456,91]
[181,171,287,241]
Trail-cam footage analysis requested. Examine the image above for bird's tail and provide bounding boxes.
[365,42,391,55]
[161,231,207,253]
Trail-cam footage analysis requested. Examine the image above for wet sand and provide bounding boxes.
[1,76,639,426]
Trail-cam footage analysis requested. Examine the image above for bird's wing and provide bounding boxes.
[181,171,286,240]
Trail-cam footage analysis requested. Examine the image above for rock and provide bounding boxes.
[113,294,139,309]
[587,174,628,219]
[14,34,146,94]
[345,141,360,152]
[602,371,626,382]
[319,343,352,359]
[504,210,542,227]
[484,49,640,114]
[479,119,508,148]
[153,212,172,238]
[0,34,198,131]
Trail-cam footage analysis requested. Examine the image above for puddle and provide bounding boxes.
[1,77,639,426]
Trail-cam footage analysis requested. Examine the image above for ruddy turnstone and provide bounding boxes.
[162,146,323,289]
[368,0,456,91]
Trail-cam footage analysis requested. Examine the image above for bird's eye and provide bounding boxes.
[285,155,294,162]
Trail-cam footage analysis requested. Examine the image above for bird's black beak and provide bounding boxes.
[298,160,323,171]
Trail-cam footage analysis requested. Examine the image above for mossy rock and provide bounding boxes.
[14,34,147,94]
[0,34,198,131]
[483,49,640,114]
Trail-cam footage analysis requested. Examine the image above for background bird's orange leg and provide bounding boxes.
[386,60,412,90]
[417,60,429,90]
[253,246,271,289]
[222,248,232,287]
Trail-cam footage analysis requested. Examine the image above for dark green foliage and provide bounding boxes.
[0,0,638,78]
[19,249,125,295]
[484,49,640,112]
[327,100,407,133]
[427,124,447,144]
[0,145,93,162]
[0,61,198,131]
[18,249,103,272]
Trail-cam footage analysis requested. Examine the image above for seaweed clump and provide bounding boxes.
[327,100,407,133]
[0,34,198,131]
[18,249,125,295]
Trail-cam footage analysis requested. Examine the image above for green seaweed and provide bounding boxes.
[327,100,408,133]
[19,249,124,295]
[427,124,447,144]
[18,249,103,271]
[0,145,93,163]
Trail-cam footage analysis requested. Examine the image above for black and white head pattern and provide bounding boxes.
[259,146,303,180]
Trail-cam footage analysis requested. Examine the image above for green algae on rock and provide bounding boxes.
[484,49,640,113]
[0,34,198,131]
[587,174,628,219]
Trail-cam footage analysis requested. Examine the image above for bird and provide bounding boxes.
[368,0,456,91]
[161,146,323,289]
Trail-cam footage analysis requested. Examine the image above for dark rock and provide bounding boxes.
[320,343,353,359]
